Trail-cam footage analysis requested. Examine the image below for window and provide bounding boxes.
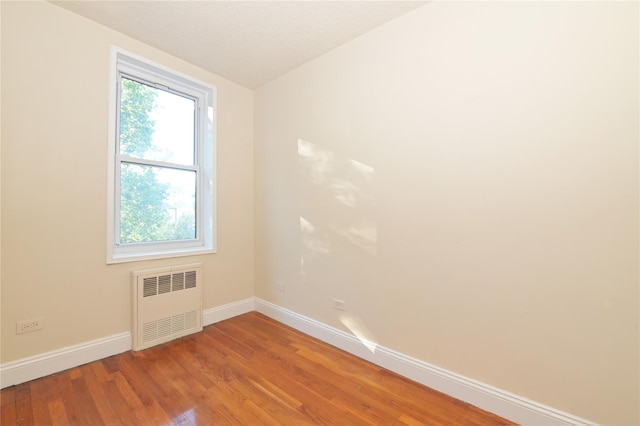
[107,49,216,263]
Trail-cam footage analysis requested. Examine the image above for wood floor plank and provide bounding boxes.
[0,312,515,425]
[91,358,114,384]
[71,374,105,426]
[0,386,16,426]
[12,382,33,425]
[101,377,140,425]
[76,363,117,426]
[152,348,218,425]
[28,379,52,425]
[54,370,89,425]
[47,398,69,426]
[211,332,401,425]
[124,346,208,425]
[112,368,173,425]
[266,345,403,424]
[230,375,314,425]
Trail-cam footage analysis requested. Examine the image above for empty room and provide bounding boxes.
[1,1,638,425]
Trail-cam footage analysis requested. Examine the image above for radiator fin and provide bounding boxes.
[172,314,184,334]
[172,273,185,291]
[185,310,197,329]
[143,322,157,342]
[143,277,157,297]
[158,274,172,294]
[185,271,197,289]
[158,317,172,339]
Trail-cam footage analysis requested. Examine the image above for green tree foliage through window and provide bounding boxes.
[119,78,195,244]
[120,78,156,157]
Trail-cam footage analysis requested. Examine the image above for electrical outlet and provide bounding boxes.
[16,318,43,334]
[332,298,345,311]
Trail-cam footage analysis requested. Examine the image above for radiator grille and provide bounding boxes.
[141,310,198,344]
[132,263,203,351]
[143,272,196,297]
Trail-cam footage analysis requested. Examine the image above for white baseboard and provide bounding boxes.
[254,298,596,426]
[0,298,255,389]
[203,297,255,326]
[0,332,131,389]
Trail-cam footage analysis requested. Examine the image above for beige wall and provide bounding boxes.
[254,2,639,425]
[1,1,254,361]
[2,1,639,424]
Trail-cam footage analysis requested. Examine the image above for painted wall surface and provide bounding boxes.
[254,2,639,425]
[1,1,254,362]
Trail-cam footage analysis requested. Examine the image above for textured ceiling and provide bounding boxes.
[51,1,426,89]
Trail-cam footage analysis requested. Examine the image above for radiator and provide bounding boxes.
[131,263,203,351]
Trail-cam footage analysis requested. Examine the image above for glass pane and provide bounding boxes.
[119,77,195,165]
[120,163,196,244]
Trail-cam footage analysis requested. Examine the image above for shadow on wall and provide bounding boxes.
[297,139,378,352]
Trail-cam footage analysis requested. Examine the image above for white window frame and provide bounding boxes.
[107,47,216,264]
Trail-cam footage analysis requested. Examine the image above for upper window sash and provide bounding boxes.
[116,72,201,165]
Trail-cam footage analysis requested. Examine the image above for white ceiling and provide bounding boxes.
[51,1,426,89]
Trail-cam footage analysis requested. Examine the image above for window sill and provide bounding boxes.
[107,245,215,264]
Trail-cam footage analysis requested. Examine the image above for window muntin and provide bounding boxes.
[108,48,215,263]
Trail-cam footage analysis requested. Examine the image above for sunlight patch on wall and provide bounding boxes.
[298,139,375,208]
[298,138,334,185]
[333,219,377,256]
[300,216,331,255]
[297,139,378,318]
[299,216,331,278]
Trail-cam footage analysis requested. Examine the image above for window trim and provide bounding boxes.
[107,47,216,264]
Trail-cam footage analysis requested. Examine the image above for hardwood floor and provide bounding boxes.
[1,312,514,425]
